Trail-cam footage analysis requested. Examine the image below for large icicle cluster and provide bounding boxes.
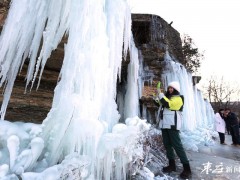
[0,0,66,119]
[0,0,148,179]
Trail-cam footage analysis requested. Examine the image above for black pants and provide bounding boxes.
[161,129,189,164]
[230,125,240,145]
[218,132,225,144]
[226,125,230,134]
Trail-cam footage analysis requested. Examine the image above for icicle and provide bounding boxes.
[31,0,70,90]
[124,38,139,119]
[7,135,20,170]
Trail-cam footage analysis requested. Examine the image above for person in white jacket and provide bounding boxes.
[215,109,226,145]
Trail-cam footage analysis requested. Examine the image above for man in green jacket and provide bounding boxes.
[157,81,191,179]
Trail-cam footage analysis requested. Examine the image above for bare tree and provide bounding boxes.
[204,76,240,113]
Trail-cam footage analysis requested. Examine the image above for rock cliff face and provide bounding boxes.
[131,14,183,123]
[0,8,183,124]
[0,0,9,27]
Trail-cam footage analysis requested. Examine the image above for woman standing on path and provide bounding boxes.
[215,109,227,145]
[157,81,191,179]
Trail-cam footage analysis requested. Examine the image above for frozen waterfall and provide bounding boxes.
[0,0,216,179]
[0,0,146,179]
[161,51,214,131]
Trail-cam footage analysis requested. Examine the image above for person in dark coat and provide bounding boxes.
[223,112,231,135]
[224,108,240,146]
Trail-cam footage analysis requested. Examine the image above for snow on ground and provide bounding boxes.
[0,117,152,179]
[183,134,240,180]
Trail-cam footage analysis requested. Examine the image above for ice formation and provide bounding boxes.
[0,0,149,179]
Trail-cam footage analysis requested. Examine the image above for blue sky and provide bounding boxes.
[128,0,240,88]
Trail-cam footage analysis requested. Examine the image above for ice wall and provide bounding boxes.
[0,0,146,179]
[161,52,214,131]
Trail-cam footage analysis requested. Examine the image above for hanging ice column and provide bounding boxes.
[41,0,136,166]
[123,40,140,119]
[161,51,214,131]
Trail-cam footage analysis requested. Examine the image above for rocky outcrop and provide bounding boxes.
[0,0,9,28]
[132,14,183,63]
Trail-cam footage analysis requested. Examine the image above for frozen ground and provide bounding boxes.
[162,134,240,180]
